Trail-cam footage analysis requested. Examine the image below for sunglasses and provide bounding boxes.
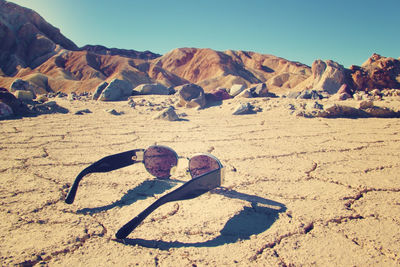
[64,145,224,239]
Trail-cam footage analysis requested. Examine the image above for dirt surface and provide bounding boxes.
[1,96,399,266]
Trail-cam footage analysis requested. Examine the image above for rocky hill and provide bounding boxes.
[80,45,161,60]
[0,0,399,97]
[0,0,78,76]
[0,0,313,95]
[151,48,311,92]
[350,53,400,91]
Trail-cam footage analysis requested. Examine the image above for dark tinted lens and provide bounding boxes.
[144,146,178,178]
[189,155,220,178]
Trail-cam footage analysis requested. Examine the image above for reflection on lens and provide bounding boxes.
[144,146,178,178]
[189,154,220,178]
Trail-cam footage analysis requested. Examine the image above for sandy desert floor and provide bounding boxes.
[1,96,400,266]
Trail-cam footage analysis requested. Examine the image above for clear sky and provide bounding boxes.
[8,0,400,67]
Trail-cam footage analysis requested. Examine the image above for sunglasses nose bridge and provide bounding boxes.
[176,156,191,177]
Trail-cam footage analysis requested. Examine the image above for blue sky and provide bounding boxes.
[9,0,400,67]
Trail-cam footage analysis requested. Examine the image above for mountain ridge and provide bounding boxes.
[0,0,399,96]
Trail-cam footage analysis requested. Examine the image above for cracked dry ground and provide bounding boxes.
[0,97,399,266]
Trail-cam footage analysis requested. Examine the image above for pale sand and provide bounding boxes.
[1,96,400,266]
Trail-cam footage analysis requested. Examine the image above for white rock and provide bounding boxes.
[311,60,346,94]
[230,84,246,97]
[153,106,180,121]
[232,102,253,115]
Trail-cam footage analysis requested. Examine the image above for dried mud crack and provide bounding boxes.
[16,220,107,267]
[1,97,400,265]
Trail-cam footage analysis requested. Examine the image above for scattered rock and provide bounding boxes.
[287,103,296,110]
[353,91,370,101]
[133,83,170,95]
[179,112,188,117]
[56,92,68,98]
[176,83,206,109]
[30,101,69,115]
[230,84,246,97]
[68,93,77,101]
[330,92,352,101]
[232,102,255,115]
[381,89,400,97]
[285,90,323,100]
[105,109,123,115]
[306,101,324,111]
[298,100,400,119]
[93,82,108,100]
[74,109,92,115]
[99,79,132,101]
[152,106,180,121]
[14,90,34,101]
[128,98,136,108]
[36,94,48,103]
[358,100,374,110]
[298,90,323,100]
[369,89,381,97]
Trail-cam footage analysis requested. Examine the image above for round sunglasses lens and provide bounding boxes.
[189,155,220,178]
[144,146,178,178]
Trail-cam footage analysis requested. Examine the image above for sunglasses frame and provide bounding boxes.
[64,145,224,238]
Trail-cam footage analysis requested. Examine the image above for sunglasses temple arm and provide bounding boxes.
[65,149,143,204]
[64,167,93,204]
[115,168,222,239]
[115,196,167,239]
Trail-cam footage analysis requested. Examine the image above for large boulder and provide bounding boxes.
[0,87,29,115]
[10,77,50,96]
[176,83,206,109]
[330,84,352,101]
[98,79,132,101]
[229,84,246,97]
[93,81,108,100]
[253,83,268,97]
[133,83,170,95]
[10,79,38,97]
[0,102,13,118]
[205,88,231,102]
[312,60,346,94]
[11,79,33,92]
[14,90,34,101]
